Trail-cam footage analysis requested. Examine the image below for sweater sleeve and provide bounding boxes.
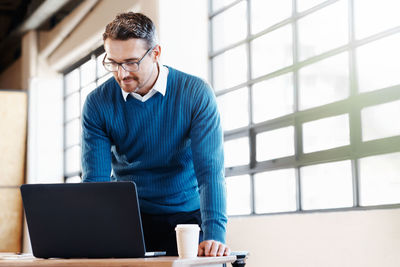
[81,93,112,182]
[189,80,227,243]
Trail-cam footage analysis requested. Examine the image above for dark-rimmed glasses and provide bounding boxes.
[102,46,154,72]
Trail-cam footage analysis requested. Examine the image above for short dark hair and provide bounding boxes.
[103,12,157,48]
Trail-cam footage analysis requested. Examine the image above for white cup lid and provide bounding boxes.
[175,224,200,231]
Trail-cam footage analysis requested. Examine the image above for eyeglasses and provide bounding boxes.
[102,46,154,72]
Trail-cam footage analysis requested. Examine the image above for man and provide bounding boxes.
[81,12,230,257]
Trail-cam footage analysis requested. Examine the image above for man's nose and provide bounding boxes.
[117,65,130,78]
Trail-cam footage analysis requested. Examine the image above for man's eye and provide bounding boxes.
[125,62,137,66]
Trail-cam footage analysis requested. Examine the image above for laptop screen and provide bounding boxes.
[21,182,152,258]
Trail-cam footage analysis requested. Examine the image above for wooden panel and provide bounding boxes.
[0,91,27,186]
[0,188,23,252]
[0,90,27,253]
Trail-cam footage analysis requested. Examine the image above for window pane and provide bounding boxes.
[252,73,294,123]
[359,152,400,206]
[299,52,349,110]
[254,169,297,213]
[65,69,80,95]
[354,0,400,40]
[65,145,81,175]
[251,0,292,34]
[212,0,237,12]
[298,0,348,60]
[297,0,327,12]
[98,73,113,86]
[361,100,400,141]
[224,137,250,167]
[251,25,292,78]
[65,92,80,121]
[303,114,350,153]
[80,59,96,87]
[301,160,353,210]
[97,52,108,78]
[256,126,294,161]
[66,176,82,183]
[212,1,247,52]
[65,119,80,148]
[226,175,251,215]
[81,82,96,112]
[217,88,249,131]
[213,45,248,91]
[357,33,400,93]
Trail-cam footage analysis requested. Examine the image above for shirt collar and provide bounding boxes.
[121,62,169,102]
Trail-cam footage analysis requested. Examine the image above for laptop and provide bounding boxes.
[20,181,166,259]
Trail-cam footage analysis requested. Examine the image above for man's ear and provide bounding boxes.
[152,44,161,62]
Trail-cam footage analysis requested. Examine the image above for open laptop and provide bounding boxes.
[20,181,166,259]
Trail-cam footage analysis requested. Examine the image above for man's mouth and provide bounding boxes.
[122,77,137,84]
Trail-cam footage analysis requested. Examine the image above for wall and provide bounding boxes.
[227,208,400,267]
[0,59,22,89]
[48,0,158,72]
[158,0,208,81]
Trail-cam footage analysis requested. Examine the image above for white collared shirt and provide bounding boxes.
[121,62,169,102]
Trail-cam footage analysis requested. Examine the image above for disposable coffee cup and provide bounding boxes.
[175,224,200,258]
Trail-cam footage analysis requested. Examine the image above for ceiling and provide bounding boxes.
[0,0,83,73]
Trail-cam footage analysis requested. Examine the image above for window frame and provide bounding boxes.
[62,46,106,182]
[209,0,400,216]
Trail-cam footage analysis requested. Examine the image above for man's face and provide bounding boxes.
[103,38,158,93]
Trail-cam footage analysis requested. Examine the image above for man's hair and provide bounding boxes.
[103,12,157,48]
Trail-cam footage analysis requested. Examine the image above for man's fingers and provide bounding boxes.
[207,241,219,257]
[200,241,212,256]
[216,243,225,256]
[199,240,230,257]
[223,246,231,256]
[197,244,204,256]
[204,241,212,255]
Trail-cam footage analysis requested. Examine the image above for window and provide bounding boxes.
[63,47,113,183]
[210,0,400,216]
[226,175,252,215]
[254,169,297,213]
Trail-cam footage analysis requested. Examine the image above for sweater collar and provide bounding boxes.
[121,62,169,102]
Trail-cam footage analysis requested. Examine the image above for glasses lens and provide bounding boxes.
[103,62,117,72]
[122,62,139,72]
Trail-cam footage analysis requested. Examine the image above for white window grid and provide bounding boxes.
[209,0,400,215]
[63,47,112,182]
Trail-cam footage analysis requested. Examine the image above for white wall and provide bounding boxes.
[158,0,208,82]
[26,78,64,185]
[227,208,400,267]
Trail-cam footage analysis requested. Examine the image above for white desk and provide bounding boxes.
[0,253,237,267]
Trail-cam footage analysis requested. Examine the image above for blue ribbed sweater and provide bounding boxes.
[81,66,227,243]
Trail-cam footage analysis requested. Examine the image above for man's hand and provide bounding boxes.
[198,240,231,257]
